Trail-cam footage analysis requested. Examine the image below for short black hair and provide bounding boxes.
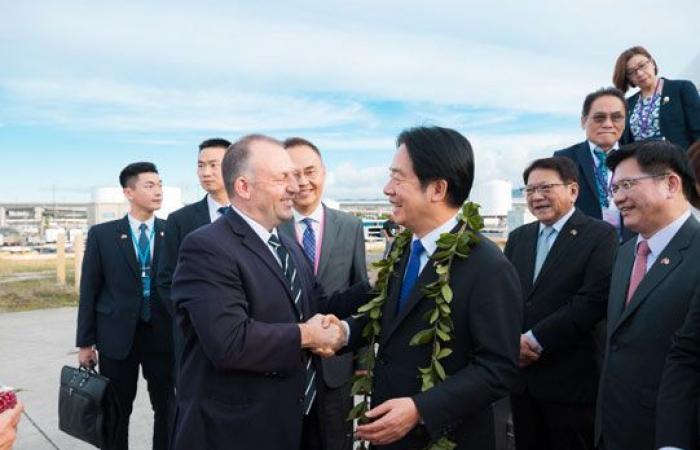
[396,126,474,208]
[607,140,698,203]
[283,137,322,159]
[199,138,232,152]
[119,162,158,188]
[582,87,627,117]
[522,156,579,185]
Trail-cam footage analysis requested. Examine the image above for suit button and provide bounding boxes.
[297,396,304,405]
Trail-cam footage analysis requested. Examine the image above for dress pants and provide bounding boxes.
[99,320,175,450]
[302,402,325,450]
[318,380,354,450]
[511,389,594,450]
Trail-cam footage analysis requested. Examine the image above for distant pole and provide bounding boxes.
[73,232,84,294]
[56,233,66,285]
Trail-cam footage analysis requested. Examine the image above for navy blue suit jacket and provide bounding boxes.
[76,215,171,360]
[623,78,700,150]
[346,225,522,450]
[170,209,371,450]
[554,141,635,242]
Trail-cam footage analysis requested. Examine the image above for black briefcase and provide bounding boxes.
[58,365,122,448]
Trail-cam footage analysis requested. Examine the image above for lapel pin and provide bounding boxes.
[660,257,670,265]
[570,229,577,236]
[160,231,164,236]
[120,234,128,239]
[662,96,670,105]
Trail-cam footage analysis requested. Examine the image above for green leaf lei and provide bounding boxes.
[348,202,484,450]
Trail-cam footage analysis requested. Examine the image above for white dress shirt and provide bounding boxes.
[206,195,229,223]
[127,214,155,256]
[636,209,691,272]
[231,205,281,265]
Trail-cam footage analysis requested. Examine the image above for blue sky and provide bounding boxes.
[1,0,698,203]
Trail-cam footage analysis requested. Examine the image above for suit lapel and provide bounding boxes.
[317,205,338,280]
[608,242,635,327]
[194,196,211,225]
[575,142,600,209]
[658,77,670,136]
[380,247,410,337]
[531,211,585,293]
[613,217,698,332]
[115,215,140,280]
[517,222,539,296]
[224,210,295,307]
[151,218,164,279]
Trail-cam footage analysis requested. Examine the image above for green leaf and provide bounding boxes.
[429,308,439,324]
[369,307,381,319]
[436,233,457,247]
[431,250,452,260]
[409,329,435,346]
[436,327,451,342]
[440,284,453,303]
[346,400,368,421]
[437,348,453,359]
[434,359,447,381]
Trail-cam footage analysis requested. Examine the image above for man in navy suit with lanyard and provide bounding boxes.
[76,162,174,450]
[555,87,634,242]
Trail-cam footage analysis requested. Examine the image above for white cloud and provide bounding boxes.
[325,163,388,199]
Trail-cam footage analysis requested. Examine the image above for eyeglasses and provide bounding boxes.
[588,113,626,124]
[625,59,652,78]
[609,173,668,195]
[521,183,569,196]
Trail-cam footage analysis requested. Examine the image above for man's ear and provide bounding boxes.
[429,179,448,203]
[234,176,251,200]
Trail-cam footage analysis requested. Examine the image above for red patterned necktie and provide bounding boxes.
[626,240,651,305]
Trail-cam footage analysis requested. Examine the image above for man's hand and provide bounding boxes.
[355,397,420,445]
[299,314,346,357]
[518,335,540,368]
[0,399,23,450]
[78,346,97,368]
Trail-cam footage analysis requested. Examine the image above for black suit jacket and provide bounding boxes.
[76,215,171,360]
[623,78,700,150]
[170,209,371,450]
[554,141,635,242]
[656,286,700,449]
[504,210,617,403]
[595,215,700,450]
[279,205,368,388]
[156,196,210,316]
[347,226,522,450]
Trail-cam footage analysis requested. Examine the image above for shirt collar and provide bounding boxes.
[588,140,620,157]
[637,209,691,258]
[538,206,575,235]
[207,194,229,213]
[293,203,324,224]
[413,214,460,257]
[127,213,155,235]
[231,205,278,245]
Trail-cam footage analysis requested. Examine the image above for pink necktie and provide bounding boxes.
[626,240,651,304]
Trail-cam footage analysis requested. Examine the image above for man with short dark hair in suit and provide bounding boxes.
[595,140,700,450]
[76,162,174,450]
[504,156,617,450]
[156,137,231,379]
[279,137,367,450]
[345,126,522,449]
[554,87,634,242]
[170,134,372,450]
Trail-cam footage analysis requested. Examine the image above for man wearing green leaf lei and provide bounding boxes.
[343,127,523,450]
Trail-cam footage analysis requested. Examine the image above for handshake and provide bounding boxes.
[299,314,347,358]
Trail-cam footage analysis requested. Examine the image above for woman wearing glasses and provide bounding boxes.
[613,45,700,150]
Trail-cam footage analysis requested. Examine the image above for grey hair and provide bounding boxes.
[222,134,282,198]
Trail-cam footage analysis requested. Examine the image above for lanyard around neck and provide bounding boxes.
[130,226,155,268]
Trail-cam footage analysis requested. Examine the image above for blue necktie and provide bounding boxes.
[398,239,425,314]
[217,206,229,217]
[267,234,316,414]
[593,148,610,208]
[138,223,152,322]
[301,218,316,267]
[533,226,556,281]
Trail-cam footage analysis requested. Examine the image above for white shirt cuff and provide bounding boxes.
[525,330,543,353]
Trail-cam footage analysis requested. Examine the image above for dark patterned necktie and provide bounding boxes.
[301,218,316,267]
[138,223,151,322]
[267,234,317,414]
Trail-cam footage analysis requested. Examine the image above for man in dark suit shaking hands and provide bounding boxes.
[595,140,700,450]
[504,156,617,450]
[76,162,174,450]
[157,137,231,380]
[279,137,367,450]
[170,135,372,450]
[347,126,522,449]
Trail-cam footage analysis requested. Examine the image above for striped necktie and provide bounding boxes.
[267,234,317,414]
[301,218,316,266]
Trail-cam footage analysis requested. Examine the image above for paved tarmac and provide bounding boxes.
[0,307,153,450]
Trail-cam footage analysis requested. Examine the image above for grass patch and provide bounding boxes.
[0,257,78,312]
